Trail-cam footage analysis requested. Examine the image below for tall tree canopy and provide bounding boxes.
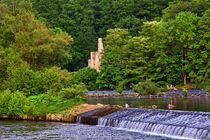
[32,0,173,70]
[0,1,73,91]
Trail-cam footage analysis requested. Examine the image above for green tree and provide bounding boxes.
[97,28,130,89]
[188,8,210,85]
[163,12,199,85]
[32,0,173,70]
[6,11,73,69]
[122,36,149,89]
[163,0,210,20]
[0,0,32,15]
[68,67,98,90]
[33,0,97,71]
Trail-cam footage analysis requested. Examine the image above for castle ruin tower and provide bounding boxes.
[88,38,104,72]
[98,38,104,54]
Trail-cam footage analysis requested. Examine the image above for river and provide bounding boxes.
[87,96,210,112]
[0,120,176,140]
[1,96,209,139]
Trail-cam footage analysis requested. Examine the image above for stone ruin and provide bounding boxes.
[88,38,104,72]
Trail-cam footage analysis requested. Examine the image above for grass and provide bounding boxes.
[28,94,85,116]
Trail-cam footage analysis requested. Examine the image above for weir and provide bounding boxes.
[98,108,210,140]
[77,106,122,125]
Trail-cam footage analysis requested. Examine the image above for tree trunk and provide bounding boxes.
[182,46,187,86]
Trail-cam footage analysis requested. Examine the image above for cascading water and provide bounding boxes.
[98,108,210,140]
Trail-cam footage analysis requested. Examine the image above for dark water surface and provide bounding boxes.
[0,120,175,140]
[87,96,210,112]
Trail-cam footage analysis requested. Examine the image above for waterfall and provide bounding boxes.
[98,108,210,140]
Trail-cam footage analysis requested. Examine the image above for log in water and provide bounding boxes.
[98,108,210,140]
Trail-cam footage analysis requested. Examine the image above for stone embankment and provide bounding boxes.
[0,104,122,123]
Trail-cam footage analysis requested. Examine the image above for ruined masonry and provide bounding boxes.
[88,38,104,72]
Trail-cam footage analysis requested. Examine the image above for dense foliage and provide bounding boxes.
[30,0,210,92]
[68,67,98,90]
[32,0,173,70]
[0,0,210,114]
[97,0,210,91]
[132,81,160,95]
[0,1,87,116]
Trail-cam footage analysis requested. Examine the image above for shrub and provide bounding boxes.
[194,82,210,91]
[28,93,84,116]
[0,90,12,115]
[8,91,30,116]
[68,67,98,90]
[182,87,188,97]
[28,94,60,115]
[4,66,71,96]
[0,90,34,116]
[116,80,130,93]
[3,67,45,96]
[132,81,160,95]
[42,67,70,95]
[59,83,87,99]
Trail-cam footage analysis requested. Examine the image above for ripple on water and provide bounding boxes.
[0,121,176,140]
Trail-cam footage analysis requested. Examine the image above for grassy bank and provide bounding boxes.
[0,88,87,117]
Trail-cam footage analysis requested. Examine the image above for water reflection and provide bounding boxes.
[87,96,210,112]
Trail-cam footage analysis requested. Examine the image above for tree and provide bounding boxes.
[97,28,130,89]
[122,36,149,88]
[2,9,73,69]
[0,0,32,15]
[188,8,210,84]
[33,0,97,71]
[164,12,198,85]
[32,0,173,70]
[68,67,98,90]
[163,0,210,20]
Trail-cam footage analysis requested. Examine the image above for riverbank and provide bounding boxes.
[0,104,106,123]
[0,104,122,124]
[0,105,209,139]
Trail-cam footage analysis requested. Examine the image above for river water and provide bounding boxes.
[1,96,209,139]
[87,96,210,112]
[0,120,175,140]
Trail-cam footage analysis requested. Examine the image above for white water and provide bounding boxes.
[98,108,210,140]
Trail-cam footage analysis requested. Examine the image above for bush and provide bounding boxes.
[0,90,34,116]
[68,67,98,90]
[4,67,45,96]
[194,82,210,91]
[132,81,160,95]
[115,80,130,93]
[4,66,71,96]
[0,90,12,115]
[28,94,61,115]
[59,83,87,99]
[28,94,84,116]
[182,87,188,97]
[42,67,70,95]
